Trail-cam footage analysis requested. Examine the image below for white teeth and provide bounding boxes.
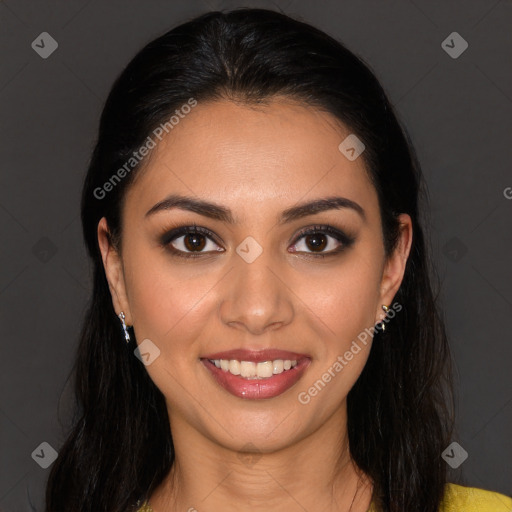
[208,358,298,379]
[255,361,273,378]
[240,360,256,378]
[229,360,241,375]
[273,359,284,374]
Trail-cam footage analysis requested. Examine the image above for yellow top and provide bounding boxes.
[136,483,512,511]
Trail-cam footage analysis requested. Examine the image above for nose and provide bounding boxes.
[219,249,294,335]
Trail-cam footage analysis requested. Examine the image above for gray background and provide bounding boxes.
[1,0,511,510]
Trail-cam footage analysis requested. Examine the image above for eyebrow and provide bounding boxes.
[145,194,366,224]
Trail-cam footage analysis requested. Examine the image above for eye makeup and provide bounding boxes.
[157,221,356,260]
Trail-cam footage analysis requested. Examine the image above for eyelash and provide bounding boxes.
[159,223,355,259]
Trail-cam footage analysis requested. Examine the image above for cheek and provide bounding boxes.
[123,247,218,354]
[297,256,382,346]
[295,267,378,408]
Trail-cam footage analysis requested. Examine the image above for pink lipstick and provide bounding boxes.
[200,348,311,400]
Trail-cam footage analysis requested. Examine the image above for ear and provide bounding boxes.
[376,213,413,324]
[97,217,132,326]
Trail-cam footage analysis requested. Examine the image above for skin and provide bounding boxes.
[98,97,412,512]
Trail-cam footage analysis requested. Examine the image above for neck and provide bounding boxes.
[149,403,373,512]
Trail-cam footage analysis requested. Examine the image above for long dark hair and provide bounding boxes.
[45,8,454,512]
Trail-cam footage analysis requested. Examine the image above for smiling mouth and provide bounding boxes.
[200,356,312,400]
[206,358,300,379]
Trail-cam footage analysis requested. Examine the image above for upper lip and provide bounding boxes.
[201,348,311,363]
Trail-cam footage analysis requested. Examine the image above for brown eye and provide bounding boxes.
[182,232,207,252]
[303,233,328,252]
[160,225,224,258]
[290,225,355,257]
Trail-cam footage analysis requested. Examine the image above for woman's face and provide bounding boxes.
[99,98,412,451]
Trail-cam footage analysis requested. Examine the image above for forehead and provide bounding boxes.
[123,98,377,224]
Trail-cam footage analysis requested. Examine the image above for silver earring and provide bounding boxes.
[380,304,389,331]
[118,311,130,344]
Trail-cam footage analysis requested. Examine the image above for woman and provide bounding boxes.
[45,8,512,512]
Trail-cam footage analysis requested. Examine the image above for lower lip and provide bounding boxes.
[201,358,311,400]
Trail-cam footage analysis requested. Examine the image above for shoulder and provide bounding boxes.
[367,483,512,512]
[137,485,512,512]
[441,482,512,511]
[135,500,153,512]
